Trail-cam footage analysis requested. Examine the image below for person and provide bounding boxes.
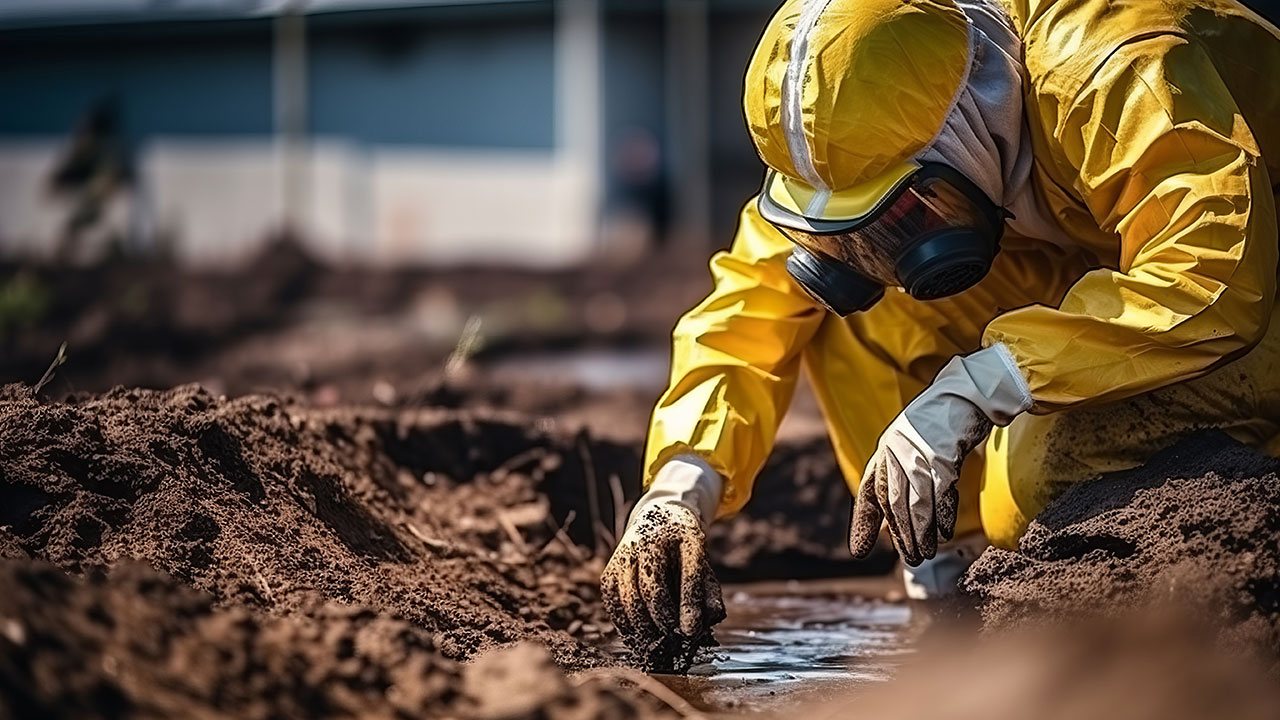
[48,97,134,263]
[601,0,1280,646]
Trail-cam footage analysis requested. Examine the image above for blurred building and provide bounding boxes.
[0,0,779,267]
[11,0,1274,267]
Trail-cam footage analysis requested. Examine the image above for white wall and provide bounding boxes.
[0,136,599,267]
[0,141,69,256]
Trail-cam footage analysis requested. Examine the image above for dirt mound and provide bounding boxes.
[963,431,1280,663]
[0,383,614,667]
[0,559,677,720]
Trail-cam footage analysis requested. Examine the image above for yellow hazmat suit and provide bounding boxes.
[644,0,1280,549]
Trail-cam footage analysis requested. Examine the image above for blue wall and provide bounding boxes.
[0,21,274,139]
[308,8,556,148]
[0,4,558,149]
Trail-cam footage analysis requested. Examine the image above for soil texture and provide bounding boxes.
[0,383,622,667]
[0,560,677,720]
[963,431,1280,665]
[0,379,884,715]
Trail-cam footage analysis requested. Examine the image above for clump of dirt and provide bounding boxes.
[963,431,1280,663]
[0,559,677,719]
[0,383,614,667]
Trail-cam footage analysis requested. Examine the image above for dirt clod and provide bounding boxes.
[963,431,1280,664]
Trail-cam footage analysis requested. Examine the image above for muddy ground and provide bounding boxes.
[3,254,1280,717]
[964,431,1280,666]
[0,373,875,716]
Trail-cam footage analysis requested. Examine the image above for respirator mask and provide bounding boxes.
[757,161,1007,316]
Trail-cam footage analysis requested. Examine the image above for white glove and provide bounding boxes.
[600,456,726,643]
[849,343,1031,566]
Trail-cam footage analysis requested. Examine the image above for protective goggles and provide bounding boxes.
[757,162,1007,316]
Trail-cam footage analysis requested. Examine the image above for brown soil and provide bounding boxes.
[0,383,631,668]
[0,383,704,717]
[0,241,709,403]
[962,431,1280,665]
[0,378,882,715]
[0,560,677,719]
[1,253,890,587]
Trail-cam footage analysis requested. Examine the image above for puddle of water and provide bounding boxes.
[643,581,917,713]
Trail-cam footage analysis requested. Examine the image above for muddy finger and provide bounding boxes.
[675,538,707,636]
[909,468,937,564]
[702,561,726,626]
[881,453,920,566]
[601,558,636,639]
[849,467,884,558]
[936,483,959,545]
[637,541,680,635]
[617,554,658,640]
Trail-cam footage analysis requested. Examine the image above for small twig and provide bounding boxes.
[576,433,612,554]
[404,522,450,551]
[541,510,588,563]
[573,667,706,718]
[607,472,627,545]
[495,510,530,556]
[32,342,68,395]
[444,315,483,378]
[491,447,546,479]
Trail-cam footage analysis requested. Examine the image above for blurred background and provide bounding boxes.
[2,0,1278,431]
[0,0,784,267]
[0,0,805,426]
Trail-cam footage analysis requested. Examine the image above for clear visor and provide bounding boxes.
[766,172,1000,286]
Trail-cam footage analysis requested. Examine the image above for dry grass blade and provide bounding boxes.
[445,315,484,379]
[404,522,450,550]
[541,510,588,563]
[576,433,614,553]
[495,509,531,557]
[492,447,546,478]
[32,341,68,395]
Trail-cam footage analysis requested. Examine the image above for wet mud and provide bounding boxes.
[655,578,912,714]
[963,431,1280,665]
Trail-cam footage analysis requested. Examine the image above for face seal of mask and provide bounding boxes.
[757,162,1007,316]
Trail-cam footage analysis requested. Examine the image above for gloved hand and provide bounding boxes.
[849,343,1031,566]
[600,456,726,644]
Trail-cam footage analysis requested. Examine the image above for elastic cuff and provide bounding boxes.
[630,454,724,530]
[989,342,1033,411]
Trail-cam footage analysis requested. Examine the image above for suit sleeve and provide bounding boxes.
[983,34,1277,412]
[644,200,826,517]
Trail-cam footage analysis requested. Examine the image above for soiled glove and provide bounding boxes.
[849,344,1031,566]
[600,456,726,644]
